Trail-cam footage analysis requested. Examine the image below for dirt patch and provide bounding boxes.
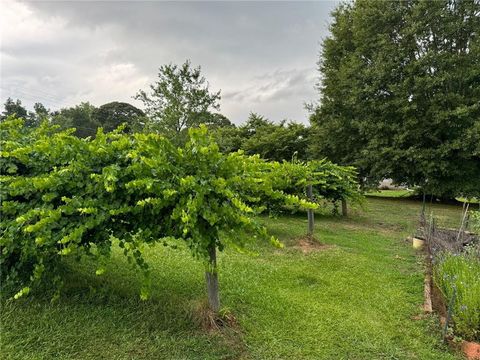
[430,280,448,319]
[293,236,335,254]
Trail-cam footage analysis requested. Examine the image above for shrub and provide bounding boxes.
[0,117,320,306]
[1,116,361,308]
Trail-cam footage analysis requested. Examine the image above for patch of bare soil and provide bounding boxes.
[293,236,335,254]
[430,280,448,319]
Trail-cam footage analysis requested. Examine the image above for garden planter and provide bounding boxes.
[462,340,480,360]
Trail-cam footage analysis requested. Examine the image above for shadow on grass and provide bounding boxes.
[2,257,247,359]
[9,261,200,331]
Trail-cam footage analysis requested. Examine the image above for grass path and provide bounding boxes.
[1,198,467,359]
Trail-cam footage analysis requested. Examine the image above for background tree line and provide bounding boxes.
[1,96,309,163]
[1,98,147,138]
[1,60,311,163]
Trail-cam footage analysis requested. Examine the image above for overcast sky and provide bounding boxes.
[0,1,338,124]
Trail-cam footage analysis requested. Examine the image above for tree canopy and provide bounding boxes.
[310,0,480,198]
[1,99,52,128]
[92,101,145,133]
[1,116,360,309]
[1,98,35,127]
[51,102,99,138]
[135,60,221,141]
[2,98,28,120]
[213,113,310,162]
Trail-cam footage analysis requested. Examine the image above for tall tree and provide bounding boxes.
[135,60,221,141]
[311,0,480,198]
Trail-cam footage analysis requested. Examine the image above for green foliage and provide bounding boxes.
[267,159,362,213]
[311,0,480,198]
[433,247,480,341]
[92,101,146,133]
[1,98,28,120]
[242,123,309,162]
[51,102,99,138]
[309,160,361,204]
[135,60,221,141]
[0,116,319,299]
[212,125,244,154]
[213,113,310,162]
[33,103,49,121]
[203,113,234,129]
[1,98,39,128]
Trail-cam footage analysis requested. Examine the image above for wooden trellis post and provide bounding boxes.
[341,199,347,217]
[307,184,314,236]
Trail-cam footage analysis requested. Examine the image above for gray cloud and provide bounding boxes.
[0,0,337,124]
[224,68,315,103]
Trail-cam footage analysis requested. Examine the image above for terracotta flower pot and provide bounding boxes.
[462,340,480,360]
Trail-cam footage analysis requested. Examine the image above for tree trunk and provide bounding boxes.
[205,243,220,312]
[341,199,348,217]
[307,184,314,236]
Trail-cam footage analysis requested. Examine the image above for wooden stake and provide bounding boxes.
[307,184,314,236]
[341,199,348,217]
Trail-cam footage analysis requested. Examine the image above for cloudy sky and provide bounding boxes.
[0,1,338,124]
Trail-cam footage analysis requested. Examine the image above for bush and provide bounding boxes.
[1,116,362,304]
[0,117,320,301]
[433,247,480,341]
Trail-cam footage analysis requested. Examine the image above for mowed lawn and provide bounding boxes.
[1,197,469,359]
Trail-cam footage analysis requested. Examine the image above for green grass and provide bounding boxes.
[366,189,415,198]
[367,189,480,205]
[1,198,468,359]
[354,196,470,231]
